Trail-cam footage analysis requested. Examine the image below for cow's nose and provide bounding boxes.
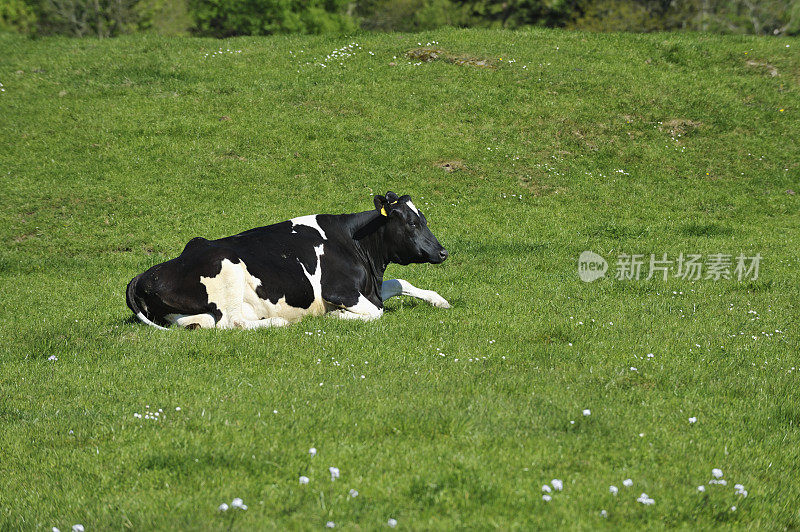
[439,249,449,261]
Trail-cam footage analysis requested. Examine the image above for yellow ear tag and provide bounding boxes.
[381,201,398,216]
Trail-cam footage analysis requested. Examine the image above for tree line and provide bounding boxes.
[1,0,798,38]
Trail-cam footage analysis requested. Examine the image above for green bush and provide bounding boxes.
[5,0,797,38]
[35,0,138,36]
[357,0,574,32]
[572,0,661,32]
[134,0,192,34]
[189,0,355,37]
[358,0,470,32]
[572,0,797,35]
[787,0,800,35]
[0,0,36,32]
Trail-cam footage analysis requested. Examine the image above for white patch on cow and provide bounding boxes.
[291,214,327,240]
[381,279,450,308]
[201,258,246,328]
[240,261,264,321]
[406,200,419,215]
[300,244,325,302]
[329,294,383,321]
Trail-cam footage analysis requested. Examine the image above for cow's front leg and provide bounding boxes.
[381,279,450,308]
[328,294,384,321]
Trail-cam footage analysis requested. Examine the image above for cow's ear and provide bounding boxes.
[374,194,389,217]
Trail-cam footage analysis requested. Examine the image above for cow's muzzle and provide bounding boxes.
[430,248,448,264]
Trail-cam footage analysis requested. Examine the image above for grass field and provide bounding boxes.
[1,27,799,529]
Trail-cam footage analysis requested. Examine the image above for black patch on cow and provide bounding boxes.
[218,220,322,309]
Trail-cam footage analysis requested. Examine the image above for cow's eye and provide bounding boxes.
[408,221,417,228]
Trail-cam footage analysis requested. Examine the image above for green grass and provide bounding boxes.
[1,28,799,529]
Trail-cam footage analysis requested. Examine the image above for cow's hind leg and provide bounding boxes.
[202,259,294,330]
[166,313,217,329]
[381,279,450,308]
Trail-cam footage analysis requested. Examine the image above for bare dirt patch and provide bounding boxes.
[518,175,567,196]
[659,118,702,137]
[12,233,36,243]
[572,129,598,151]
[746,60,779,77]
[220,151,246,161]
[407,48,444,62]
[406,48,496,69]
[434,160,467,172]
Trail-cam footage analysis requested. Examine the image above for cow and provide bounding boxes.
[125,192,450,330]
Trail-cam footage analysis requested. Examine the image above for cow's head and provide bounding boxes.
[374,191,449,265]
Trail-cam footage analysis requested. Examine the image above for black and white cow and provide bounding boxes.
[126,192,450,329]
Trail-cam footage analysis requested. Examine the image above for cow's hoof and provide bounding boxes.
[430,295,451,309]
[185,323,200,330]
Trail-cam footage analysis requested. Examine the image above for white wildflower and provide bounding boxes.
[637,493,655,505]
[231,498,247,510]
[551,479,563,491]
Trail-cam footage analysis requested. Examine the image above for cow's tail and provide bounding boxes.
[126,274,169,331]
